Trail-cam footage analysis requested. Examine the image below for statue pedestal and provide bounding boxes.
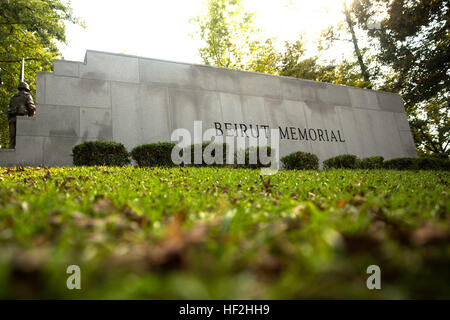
[0,149,16,167]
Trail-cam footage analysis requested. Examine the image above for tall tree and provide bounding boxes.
[0,0,83,148]
[343,1,372,87]
[319,1,374,89]
[278,39,321,80]
[353,0,449,156]
[278,35,378,88]
[191,0,278,72]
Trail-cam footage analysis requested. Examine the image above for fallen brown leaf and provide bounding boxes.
[337,199,349,208]
[410,222,450,246]
[93,197,116,215]
[350,195,366,207]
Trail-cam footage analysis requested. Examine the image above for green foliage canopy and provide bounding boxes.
[191,0,383,89]
[353,0,449,156]
[191,0,278,73]
[0,0,83,147]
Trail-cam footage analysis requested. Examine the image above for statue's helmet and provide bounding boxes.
[18,81,30,92]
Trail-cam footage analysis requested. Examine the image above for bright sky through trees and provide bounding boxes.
[60,0,354,63]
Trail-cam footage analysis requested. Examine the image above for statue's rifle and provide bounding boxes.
[19,55,25,83]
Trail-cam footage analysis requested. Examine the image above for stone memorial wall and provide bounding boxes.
[0,50,417,166]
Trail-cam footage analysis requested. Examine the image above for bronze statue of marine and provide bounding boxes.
[7,58,36,149]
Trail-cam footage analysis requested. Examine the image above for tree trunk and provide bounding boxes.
[344,3,372,88]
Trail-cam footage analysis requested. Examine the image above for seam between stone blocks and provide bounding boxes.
[166,88,173,137]
[137,58,141,83]
[295,101,313,155]
[45,96,404,116]
[17,134,98,139]
[40,74,46,164]
[79,102,82,144]
[36,104,111,110]
[336,110,350,156]
[217,92,225,129]
[109,80,113,142]
[42,73,47,105]
[41,136,45,164]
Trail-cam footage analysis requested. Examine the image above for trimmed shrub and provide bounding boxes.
[234,146,272,169]
[383,157,418,170]
[359,156,384,169]
[383,157,450,171]
[323,154,359,169]
[423,153,449,159]
[130,142,176,167]
[281,151,319,170]
[417,157,450,171]
[72,141,130,166]
[182,142,229,167]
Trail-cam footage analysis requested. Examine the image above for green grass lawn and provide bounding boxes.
[0,166,449,299]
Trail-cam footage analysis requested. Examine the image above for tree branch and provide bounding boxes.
[0,58,42,63]
[0,22,38,26]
